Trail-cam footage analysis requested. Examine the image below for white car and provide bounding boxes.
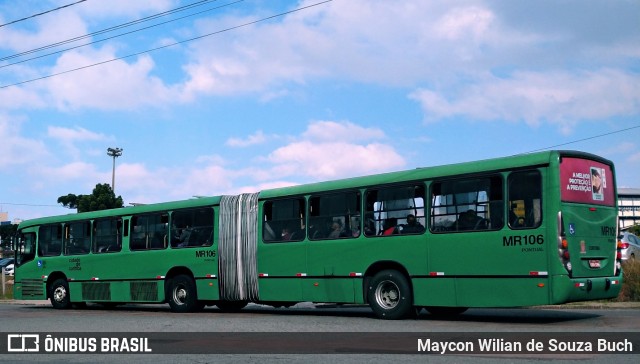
[3,263,13,276]
[619,231,640,261]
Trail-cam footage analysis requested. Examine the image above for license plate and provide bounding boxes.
[588,260,601,268]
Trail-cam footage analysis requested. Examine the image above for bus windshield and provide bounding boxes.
[560,157,615,206]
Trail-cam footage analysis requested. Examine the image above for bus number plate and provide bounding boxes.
[588,260,601,268]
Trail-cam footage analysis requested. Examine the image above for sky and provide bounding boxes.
[0,0,639,222]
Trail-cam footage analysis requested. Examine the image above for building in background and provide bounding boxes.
[619,188,640,230]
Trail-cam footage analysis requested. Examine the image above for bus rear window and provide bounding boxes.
[560,157,614,206]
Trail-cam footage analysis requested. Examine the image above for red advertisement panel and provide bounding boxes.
[560,157,614,206]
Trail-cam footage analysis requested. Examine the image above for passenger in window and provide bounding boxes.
[328,220,344,239]
[457,210,482,231]
[399,214,425,234]
[351,216,361,237]
[177,225,192,247]
[382,218,398,235]
[281,226,293,241]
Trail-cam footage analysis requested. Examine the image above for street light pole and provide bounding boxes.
[107,147,123,193]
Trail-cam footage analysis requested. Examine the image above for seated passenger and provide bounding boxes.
[399,214,425,234]
[281,227,293,241]
[327,220,343,239]
[456,210,482,231]
[382,218,398,235]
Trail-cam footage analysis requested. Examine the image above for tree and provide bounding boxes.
[58,183,124,213]
[0,223,17,251]
[57,193,81,209]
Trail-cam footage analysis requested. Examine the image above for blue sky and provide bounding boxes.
[1,0,639,222]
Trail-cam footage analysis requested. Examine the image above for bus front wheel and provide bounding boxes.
[49,279,71,309]
[167,275,199,313]
[367,270,413,320]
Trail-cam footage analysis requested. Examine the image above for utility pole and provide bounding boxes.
[107,147,123,193]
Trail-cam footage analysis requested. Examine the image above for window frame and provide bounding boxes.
[308,190,362,241]
[364,183,426,237]
[262,197,306,243]
[430,174,504,233]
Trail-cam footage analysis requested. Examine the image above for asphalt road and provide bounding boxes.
[0,301,639,363]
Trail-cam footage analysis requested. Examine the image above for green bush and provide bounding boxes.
[616,259,640,301]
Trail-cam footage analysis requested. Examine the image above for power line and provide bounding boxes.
[0,0,244,69]
[0,0,88,28]
[525,124,640,153]
[0,0,334,90]
[0,202,62,207]
[0,0,223,63]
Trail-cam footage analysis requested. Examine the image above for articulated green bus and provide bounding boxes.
[14,150,622,319]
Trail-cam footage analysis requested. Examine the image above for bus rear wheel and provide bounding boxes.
[167,275,199,313]
[367,270,413,320]
[49,279,71,309]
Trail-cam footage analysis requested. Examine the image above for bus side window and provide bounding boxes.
[38,224,63,257]
[508,170,542,229]
[308,191,361,240]
[365,185,425,237]
[430,176,503,233]
[64,221,91,255]
[170,208,214,248]
[262,198,305,243]
[93,218,122,253]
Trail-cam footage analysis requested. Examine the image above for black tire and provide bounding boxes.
[425,306,468,316]
[216,300,248,312]
[367,270,413,320]
[167,274,199,313]
[49,278,71,309]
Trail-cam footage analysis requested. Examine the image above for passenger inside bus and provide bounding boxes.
[382,218,398,235]
[328,219,344,239]
[399,214,424,234]
[456,210,483,231]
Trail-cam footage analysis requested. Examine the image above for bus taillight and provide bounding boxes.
[557,211,572,276]
[615,233,623,276]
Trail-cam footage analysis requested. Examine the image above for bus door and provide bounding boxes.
[13,228,43,300]
[559,157,618,279]
[256,197,306,303]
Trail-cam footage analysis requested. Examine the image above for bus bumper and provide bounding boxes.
[552,275,623,303]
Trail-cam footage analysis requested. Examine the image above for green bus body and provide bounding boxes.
[13,150,622,319]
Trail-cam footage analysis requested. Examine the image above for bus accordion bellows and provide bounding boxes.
[13,150,623,319]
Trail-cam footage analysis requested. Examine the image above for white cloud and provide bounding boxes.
[226,130,267,147]
[410,69,640,132]
[0,117,49,168]
[48,125,108,142]
[46,125,111,160]
[264,121,404,180]
[302,121,385,143]
[75,0,175,19]
[434,6,495,41]
[45,47,174,110]
[266,141,404,180]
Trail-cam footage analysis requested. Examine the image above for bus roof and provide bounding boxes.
[18,196,221,229]
[258,150,612,198]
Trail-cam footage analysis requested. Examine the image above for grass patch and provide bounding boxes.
[1,278,13,300]
[615,259,640,302]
